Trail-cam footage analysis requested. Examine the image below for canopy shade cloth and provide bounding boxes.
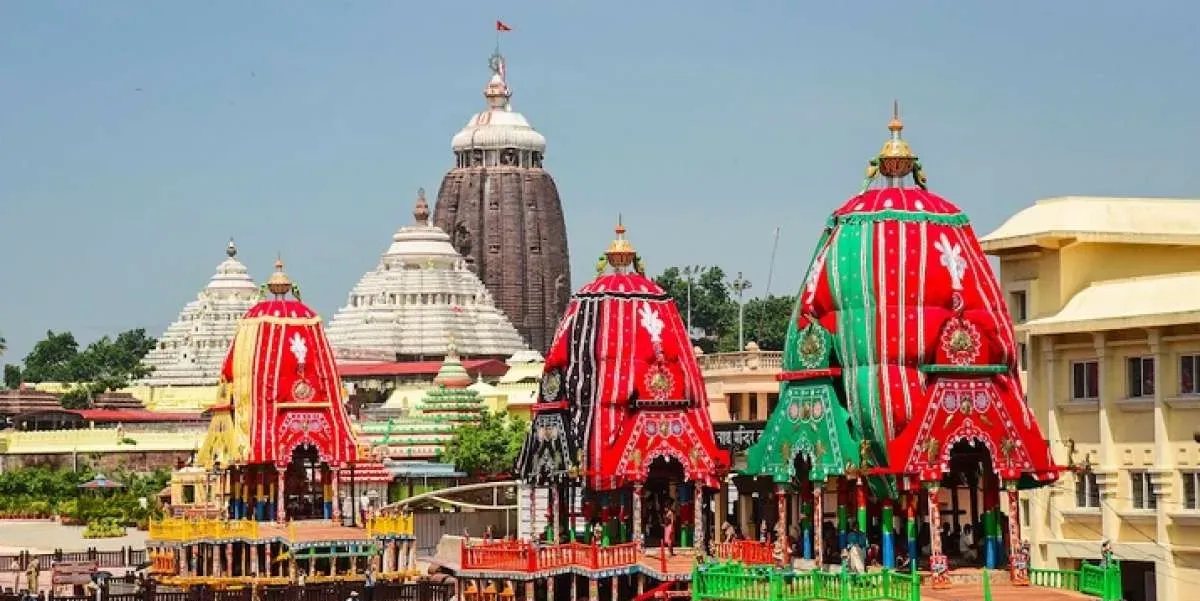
[745,109,1058,490]
[199,260,358,469]
[517,221,729,489]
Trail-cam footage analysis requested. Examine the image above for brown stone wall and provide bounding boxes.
[433,166,571,354]
[3,451,191,472]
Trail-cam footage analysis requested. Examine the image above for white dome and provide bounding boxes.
[451,67,546,153]
[206,240,257,295]
[326,191,530,359]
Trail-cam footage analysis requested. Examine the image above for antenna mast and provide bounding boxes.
[756,226,782,344]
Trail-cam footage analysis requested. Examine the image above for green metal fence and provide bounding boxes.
[692,562,920,601]
[695,560,1123,601]
[1029,560,1122,601]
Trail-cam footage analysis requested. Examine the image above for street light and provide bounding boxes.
[681,265,702,339]
[730,272,752,351]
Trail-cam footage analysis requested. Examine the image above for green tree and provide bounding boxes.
[718,294,797,352]
[439,411,529,477]
[20,329,157,400]
[21,330,81,383]
[654,266,735,352]
[3,364,20,389]
[0,333,6,358]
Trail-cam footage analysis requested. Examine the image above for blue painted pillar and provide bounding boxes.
[881,498,895,568]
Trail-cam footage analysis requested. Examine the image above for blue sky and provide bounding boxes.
[2,1,1199,362]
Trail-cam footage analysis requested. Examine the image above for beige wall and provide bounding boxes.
[993,239,1200,601]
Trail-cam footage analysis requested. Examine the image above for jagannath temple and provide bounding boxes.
[448,221,730,600]
[432,49,571,354]
[149,259,417,586]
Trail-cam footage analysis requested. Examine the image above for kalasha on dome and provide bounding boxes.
[199,259,358,521]
[516,221,730,490]
[756,105,1058,490]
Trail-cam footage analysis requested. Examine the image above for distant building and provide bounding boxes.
[982,195,1200,601]
[133,240,259,411]
[326,189,529,362]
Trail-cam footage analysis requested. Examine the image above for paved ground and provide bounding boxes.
[0,521,145,594]
[922,581,1090,601]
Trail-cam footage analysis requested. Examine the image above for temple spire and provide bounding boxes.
[485,51,511,110]
[226,238,238,258]
[413,188,430,225]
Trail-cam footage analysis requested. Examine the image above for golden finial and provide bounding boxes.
[887,99,903,132]
[413,187,430,225]
[266,256,293,297]
[605,215,637,272]
[446,333,459,359]
[874,101,922,184]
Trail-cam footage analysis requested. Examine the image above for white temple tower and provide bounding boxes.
[135,240,259,410]
[326,189,529,361]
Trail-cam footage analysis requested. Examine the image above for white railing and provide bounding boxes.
[695,350,783,373]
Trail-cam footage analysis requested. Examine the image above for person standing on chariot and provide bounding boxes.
[662,505,676,556]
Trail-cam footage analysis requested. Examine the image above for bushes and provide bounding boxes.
[82,517,126,538]
[0,495,54,519]
[0,467,169,525]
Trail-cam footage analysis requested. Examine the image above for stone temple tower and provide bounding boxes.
[433,50,571,354]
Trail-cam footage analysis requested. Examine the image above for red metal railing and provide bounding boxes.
[712,540,773,565]
[461,540,641,572]
[461,540,531,571]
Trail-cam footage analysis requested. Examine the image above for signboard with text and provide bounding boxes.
[714,421,766,453]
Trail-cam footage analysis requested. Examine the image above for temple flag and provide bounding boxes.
[496,20,512,31]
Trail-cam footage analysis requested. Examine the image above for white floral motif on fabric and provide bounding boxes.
[934,233,967,290]
[289,333,308,365]
[638,302,665,344]
[803,246,829,304]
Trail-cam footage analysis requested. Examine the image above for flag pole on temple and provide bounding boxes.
[493,19,512,82]
[495,19,511,54]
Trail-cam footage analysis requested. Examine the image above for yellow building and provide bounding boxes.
[982,195,1200,601]
[696,343,782,539]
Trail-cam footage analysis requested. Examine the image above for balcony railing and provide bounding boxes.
[695,351,783,373]
[711,540,774,565]
[149,518,260,542]
[460,540,640,572]
[365,514,415,538]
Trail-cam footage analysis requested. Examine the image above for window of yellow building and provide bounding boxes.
[1075,472,1100,508]
[1183,471,1200,510]
[1009,291,1027,323]
[1180,355,1200,395]
[1126,357,1155,398]
[1071,361,1100,400]
[729,394,742,420]
[1130,471,1157,510]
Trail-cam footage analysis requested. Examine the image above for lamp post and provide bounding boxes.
[682,265,701,339]
[731,272,752,350]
